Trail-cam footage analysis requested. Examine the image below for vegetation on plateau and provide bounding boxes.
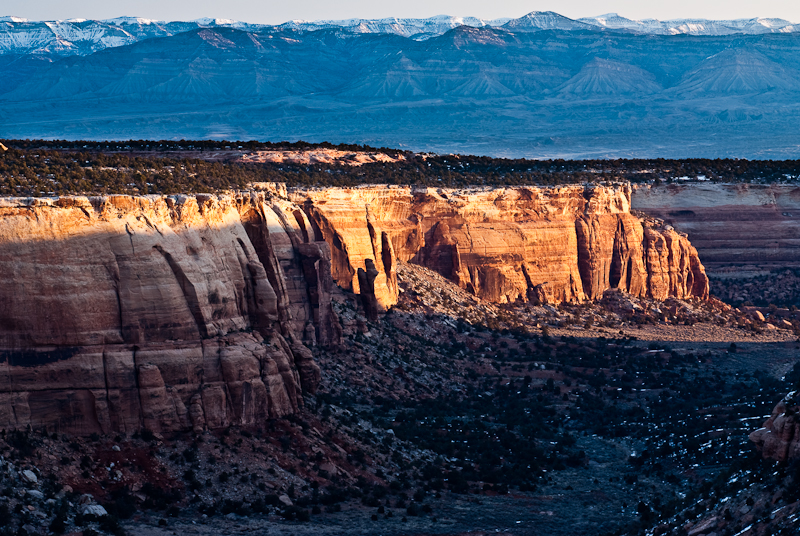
[2,139,800,197]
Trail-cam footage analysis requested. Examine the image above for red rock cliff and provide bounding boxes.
[0,189,338,435]
[750,391,800,462]
[293,185,709,307]
[631,183,800,276]
[0,184,708,435]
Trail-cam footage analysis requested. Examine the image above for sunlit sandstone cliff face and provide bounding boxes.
[293,185,709,307]
[0,189,338,434]
[0,184,708,435]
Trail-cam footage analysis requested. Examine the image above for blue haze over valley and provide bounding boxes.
[3,11,800,158]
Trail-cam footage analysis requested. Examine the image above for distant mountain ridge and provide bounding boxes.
[2,11,800,56]
[6,17,800,158]
[577,13,800,35]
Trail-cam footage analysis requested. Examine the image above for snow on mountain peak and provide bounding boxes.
[578,14,797,35]
[192,18,241,26]
[2,12,800,58]
[504,11,595,31]
[102,17,162,25]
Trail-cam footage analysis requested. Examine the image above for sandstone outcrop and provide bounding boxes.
[0,183,709,435]
[0,190,337,435]
[295,187,399,311]
[631,183,800,276]
[293,185,708,307]
[240,149,405,166]
[750,391,800,462]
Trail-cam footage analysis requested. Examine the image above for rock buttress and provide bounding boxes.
[750,391,800,462]
[0,192,333,434]
[293,185,708,306]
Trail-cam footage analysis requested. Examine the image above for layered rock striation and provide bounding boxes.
[293,185,708,308]
[0,189,338,435]
[0,183,708,435]
[631,183,800,276]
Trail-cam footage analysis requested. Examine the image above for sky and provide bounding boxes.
[4,0,800,24]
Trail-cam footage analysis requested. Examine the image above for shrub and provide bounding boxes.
[49,516,66,534]
[105,487,137,519]
[280,506,310,521]
[99,514,125,536]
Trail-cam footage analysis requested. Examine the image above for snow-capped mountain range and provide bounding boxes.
[6,11,800,158]
[577,13,800,35]
[279,14,510,38]
[2,11,799,56]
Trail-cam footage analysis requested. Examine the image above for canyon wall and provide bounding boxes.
[0,184,709,435]
[292,185,709,308]
[0,189,339,435]
[631,183,800,276]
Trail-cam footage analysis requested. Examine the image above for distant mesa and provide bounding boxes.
[446,72,516,97]
[5,12,800,157]
[337,55,431,99]
[672,48,800,95]
[557,58,662,97]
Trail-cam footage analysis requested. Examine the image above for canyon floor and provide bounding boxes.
[2,262,799,536]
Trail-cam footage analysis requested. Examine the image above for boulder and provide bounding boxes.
[82,505,108,517]
[20,470,37,484]
[750,391,800,461]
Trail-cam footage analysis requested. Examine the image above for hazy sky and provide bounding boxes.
[5,0,800,24]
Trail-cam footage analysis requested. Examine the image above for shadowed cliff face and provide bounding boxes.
[632,183,800,276]
[293,185,709,307]
[0,190,338,434]
[0,184,708,435]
